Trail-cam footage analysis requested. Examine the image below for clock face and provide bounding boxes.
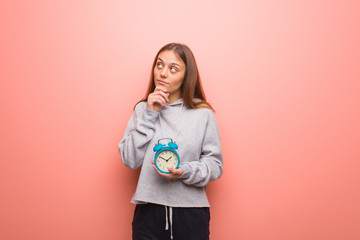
[155,149,179,173]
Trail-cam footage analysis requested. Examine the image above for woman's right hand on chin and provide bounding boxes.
[146,86,169,112]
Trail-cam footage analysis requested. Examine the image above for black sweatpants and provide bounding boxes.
[132,203,210,240]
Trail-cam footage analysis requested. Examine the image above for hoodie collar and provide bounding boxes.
[167,98,183,106]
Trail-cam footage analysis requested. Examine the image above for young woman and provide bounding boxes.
[119,43,223,240]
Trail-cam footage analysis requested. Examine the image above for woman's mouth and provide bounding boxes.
[157,79,168,85]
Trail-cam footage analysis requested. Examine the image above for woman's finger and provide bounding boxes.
[156,91,170,103]
[149,92,168,106]
[154,87,169,102]
[147,86,170,111]
[154,86,167,93]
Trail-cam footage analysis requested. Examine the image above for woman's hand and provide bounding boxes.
[147,86,170,112]
[151,161,183,179]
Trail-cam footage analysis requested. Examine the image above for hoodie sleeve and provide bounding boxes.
[178,111,223,187]
[118,103,159,170]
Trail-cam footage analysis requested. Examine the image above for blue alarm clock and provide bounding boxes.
[153,138,180,174]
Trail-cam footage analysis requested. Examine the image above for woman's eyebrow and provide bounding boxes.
[157,57,182,68]
[171,62,182,68]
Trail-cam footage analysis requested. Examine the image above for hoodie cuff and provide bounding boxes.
[143,107,159,122]
[178,163,192,179]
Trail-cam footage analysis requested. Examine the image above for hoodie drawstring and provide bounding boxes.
[165,206,173,239]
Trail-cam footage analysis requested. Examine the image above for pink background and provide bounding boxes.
[1,0,359,239]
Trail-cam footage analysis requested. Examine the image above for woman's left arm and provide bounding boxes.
[177,112,223,187]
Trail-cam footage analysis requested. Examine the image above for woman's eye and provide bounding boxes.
[170,67,177,72]
[157,63,163,68]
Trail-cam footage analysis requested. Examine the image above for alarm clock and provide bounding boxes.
[153,138,180,174]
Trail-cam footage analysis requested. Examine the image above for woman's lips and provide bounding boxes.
[157,79,168,85]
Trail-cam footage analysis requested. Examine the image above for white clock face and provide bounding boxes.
[155,149,179,173]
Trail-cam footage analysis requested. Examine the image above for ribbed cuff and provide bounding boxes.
[177,163,192,179]
[143,107,159,122]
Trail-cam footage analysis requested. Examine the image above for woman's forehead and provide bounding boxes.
[158,50,184,66]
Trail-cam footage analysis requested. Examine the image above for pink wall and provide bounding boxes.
[1,0,359,239]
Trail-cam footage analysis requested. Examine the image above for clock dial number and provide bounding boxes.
[156,150,178,172]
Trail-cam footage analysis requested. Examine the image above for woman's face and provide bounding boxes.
[153,50,186,100]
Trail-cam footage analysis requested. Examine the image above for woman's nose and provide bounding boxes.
[160,67,168,78]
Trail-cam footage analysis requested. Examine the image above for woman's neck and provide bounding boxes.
[168,92,181,104]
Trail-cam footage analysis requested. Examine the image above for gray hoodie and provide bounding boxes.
[119,98,223,207]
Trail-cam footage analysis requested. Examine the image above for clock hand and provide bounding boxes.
[165,156,172,161]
